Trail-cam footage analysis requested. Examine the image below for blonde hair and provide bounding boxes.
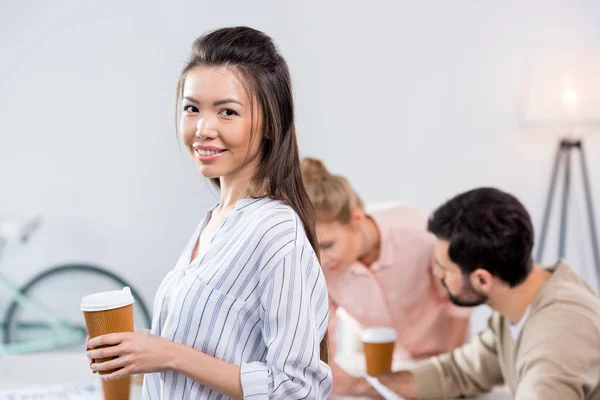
[301,157,364,224]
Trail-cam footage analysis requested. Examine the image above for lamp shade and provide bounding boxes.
[523,46,600,127]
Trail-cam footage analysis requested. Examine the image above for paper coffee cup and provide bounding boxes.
[81,287,135,400]
[361,327,397,376]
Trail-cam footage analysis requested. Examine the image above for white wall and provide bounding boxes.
[1,0,599,334]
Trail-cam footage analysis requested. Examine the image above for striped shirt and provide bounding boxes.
[142,197,332,400]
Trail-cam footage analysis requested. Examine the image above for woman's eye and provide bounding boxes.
[219,108,238,117]
[183,105,198,113]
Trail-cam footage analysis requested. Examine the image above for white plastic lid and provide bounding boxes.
[80,287,135,312]
[361,327,397,343]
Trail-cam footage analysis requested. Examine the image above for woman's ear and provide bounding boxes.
[349,207,366,229]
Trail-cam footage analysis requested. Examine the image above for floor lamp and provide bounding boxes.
[523,47,600,291]
[536,138,600,279]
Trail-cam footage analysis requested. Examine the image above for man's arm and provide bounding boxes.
[351,315,505,399]
[410,315,504,398]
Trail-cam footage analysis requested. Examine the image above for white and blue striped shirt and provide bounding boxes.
[142,197,332,399]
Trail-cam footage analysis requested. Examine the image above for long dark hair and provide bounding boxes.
[176,26,328,363]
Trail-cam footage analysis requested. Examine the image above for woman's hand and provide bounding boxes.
[135,328,151,336]
[85,335,96,374]
[86,330,176,381]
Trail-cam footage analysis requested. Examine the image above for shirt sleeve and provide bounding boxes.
[240,244,333,399]
[409,314,504,398]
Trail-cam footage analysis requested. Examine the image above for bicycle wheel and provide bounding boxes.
[3,264,152,351]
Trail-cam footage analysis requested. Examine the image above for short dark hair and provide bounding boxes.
[428,187,534,287]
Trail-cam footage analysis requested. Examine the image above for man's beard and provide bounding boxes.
[441,276,488,307]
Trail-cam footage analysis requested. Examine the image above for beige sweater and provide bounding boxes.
[410,261,600,399]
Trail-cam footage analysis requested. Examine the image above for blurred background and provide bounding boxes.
[1,0,599,364]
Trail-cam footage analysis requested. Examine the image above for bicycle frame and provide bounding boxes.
[0,271,86,355]
[0,221,86,355]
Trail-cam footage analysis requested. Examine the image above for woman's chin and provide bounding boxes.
[197,165,222,180]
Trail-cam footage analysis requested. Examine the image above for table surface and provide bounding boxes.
[0,352,511,399]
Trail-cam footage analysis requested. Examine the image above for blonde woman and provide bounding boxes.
[301,157,471,395]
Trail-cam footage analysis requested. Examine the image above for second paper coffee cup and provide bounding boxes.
[361,327,397,376]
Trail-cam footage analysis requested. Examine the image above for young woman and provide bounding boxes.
[301,157,471,395]
[86,27,332,399]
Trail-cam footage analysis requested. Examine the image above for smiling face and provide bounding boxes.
[180,66,263,185]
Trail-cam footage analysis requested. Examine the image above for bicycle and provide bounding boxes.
[0,217,152,355]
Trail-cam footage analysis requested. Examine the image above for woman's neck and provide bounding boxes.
[218,175,251,211]
[357,216,381,267]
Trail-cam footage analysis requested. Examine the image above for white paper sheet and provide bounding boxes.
[0,382,102,400]
[365,375,406,400]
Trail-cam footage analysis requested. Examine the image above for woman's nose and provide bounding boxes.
[196,117,218,139]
